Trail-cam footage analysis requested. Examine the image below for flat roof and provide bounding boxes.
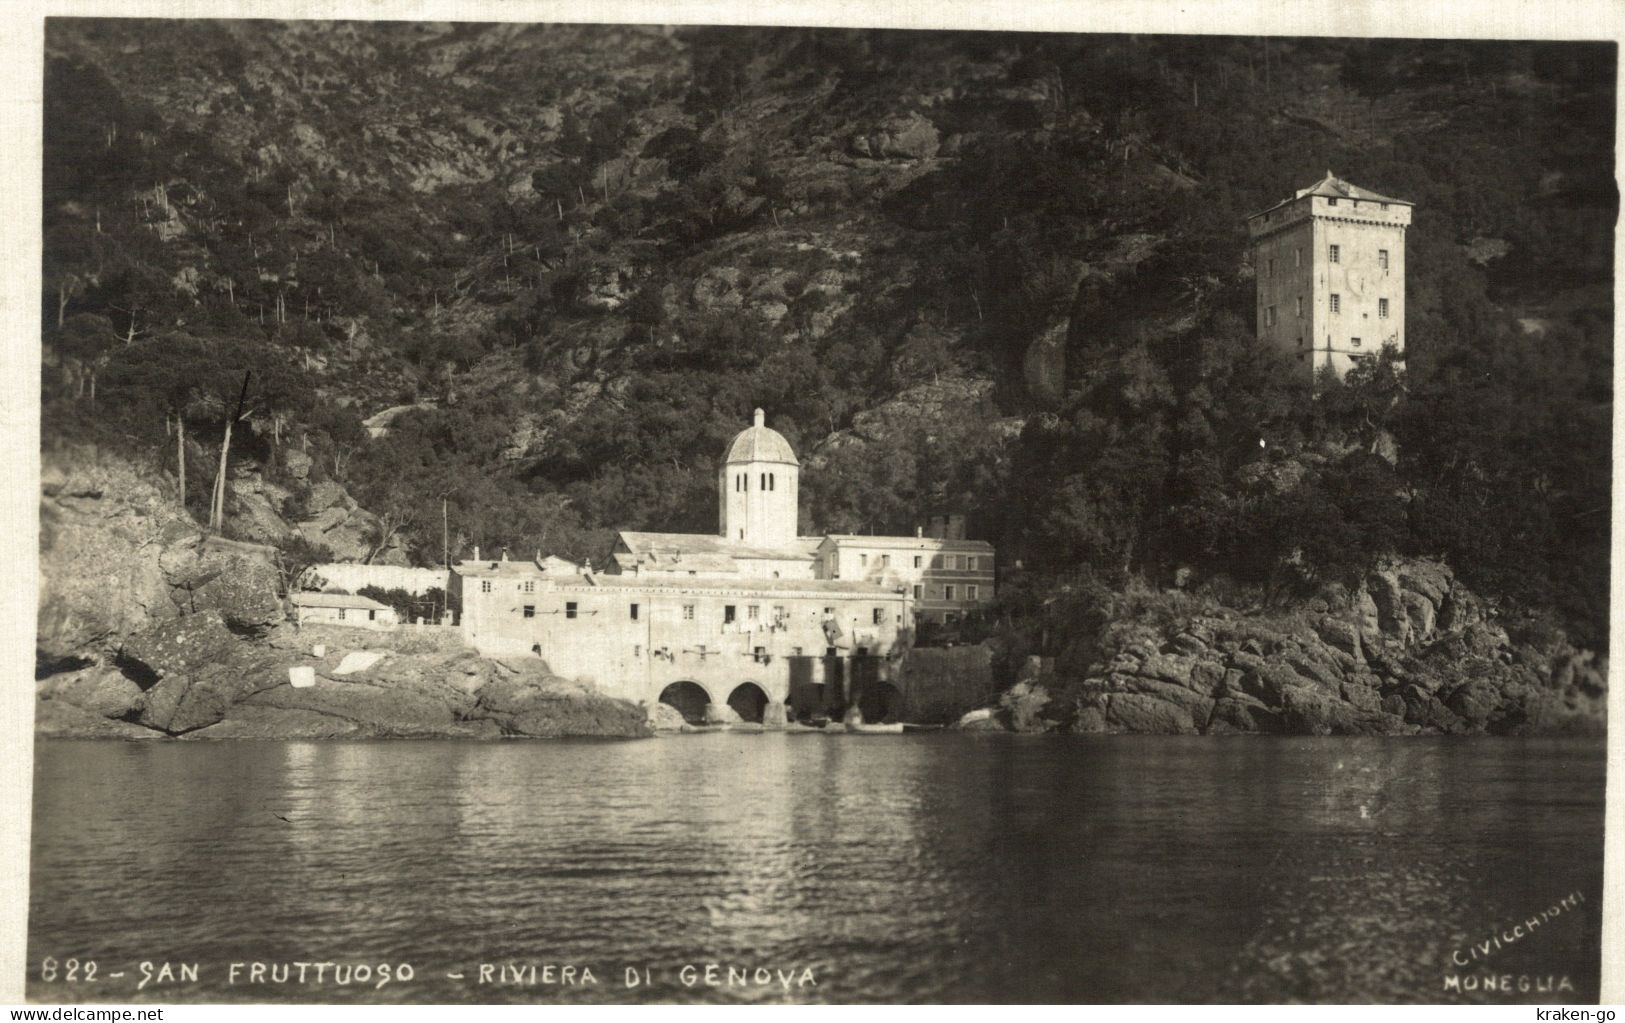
[821,534,995,551]
[292,592,392,610]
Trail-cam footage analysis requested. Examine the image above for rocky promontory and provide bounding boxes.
[35,448,651,741]
[964,560,1606,737]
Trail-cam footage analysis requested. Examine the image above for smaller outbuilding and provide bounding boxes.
[290,591,398,630]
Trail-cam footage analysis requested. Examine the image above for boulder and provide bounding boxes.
[1401,590,1437,640]
[162,540,282,632]
[248,679,460,736]
[999,681,1053,732]
[125,612,284,734]
[650,701,688,732]
[37,665,143,719]
[35,698,168,740]
[1313,618,1363,663]
[1106,692,1198,734]
[954,707,1003,731]
[477,669,650,738]
[1206,697,1282,734]
[1398,560,1453,606]
[333,651,388,675]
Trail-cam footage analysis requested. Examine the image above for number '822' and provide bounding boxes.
[39,957,97,982]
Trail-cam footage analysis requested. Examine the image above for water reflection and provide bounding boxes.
[28,736,1604,1004]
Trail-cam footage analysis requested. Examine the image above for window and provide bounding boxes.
[523,581,534,593]
[635,645,641,657]
[859,553,868,567]
[1296,295,1303,318]
[1294,247,1302,268]
[944,584,957,601]
[682,604,695,621]
[968,585,979,601]
[912,584,923,599]
[1329,244,1340,263]
[872,608,883,625]
[1380,203,1389,211]
[724,605,736,624]
[1267,257,1275,278]
[1378,249,1389,270]
[747,605,759,620]
[565,602,577,619]
[946,554,958,570]
[630,603,639,621]
[769,473,775,490]
[481,580,492,593]
[881,554,891,567]
[1297,336,1304,347]
[967,556,977,571]
[1351,337,1362,347]
[368,609,377,621]
[760,473,767,490]
[1328,197,1338,206]
[773,605,785,620]
[1379,298,1389,318]
[523,605,535,619]
[913,555,922,568]
[1265,305,1276,327]
[338,608,346,620]
[1330,294,1341,314]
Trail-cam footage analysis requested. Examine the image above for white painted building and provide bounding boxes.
[290,591,399,630]
[453,409,997,723]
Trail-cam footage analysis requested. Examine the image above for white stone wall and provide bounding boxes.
[309,563,451,596]
[460,577,909,708]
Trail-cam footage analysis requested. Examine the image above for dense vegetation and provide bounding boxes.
[41,25,1614,648]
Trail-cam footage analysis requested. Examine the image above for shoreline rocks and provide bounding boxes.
[955,560,1606,738]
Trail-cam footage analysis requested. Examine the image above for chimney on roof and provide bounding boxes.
[473,545,480,561]
[501,547,509,562]
[915,525,923,538]
[753,408,765,428]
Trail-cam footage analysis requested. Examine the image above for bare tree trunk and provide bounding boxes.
[177,412,186,512]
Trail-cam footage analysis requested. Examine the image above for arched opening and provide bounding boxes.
[856,682,902,724]
[659,681,712,725]
[727,682,769,724]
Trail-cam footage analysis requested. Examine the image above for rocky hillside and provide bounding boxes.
[40,25,1614,697]
[37,446,649,739]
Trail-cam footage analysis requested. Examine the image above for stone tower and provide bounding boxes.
[719,409,800,547]
[1246,172,1412,382]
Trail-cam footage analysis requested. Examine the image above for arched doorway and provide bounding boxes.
[856,682,902,724]
[727,682,769,724]
[659,681,712,725]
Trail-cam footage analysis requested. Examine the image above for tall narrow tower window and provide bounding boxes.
[1330,294,1341,314]
[760,472,767,490]
[1296,296,1303,318]
[1294,247,1302,268]
[1379,298,1389,319]
[1379,249,1389,270]
[1267,258,1275,278]
[1329,244,1340,264]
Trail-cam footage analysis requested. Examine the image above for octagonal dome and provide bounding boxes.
[724,408,799,465]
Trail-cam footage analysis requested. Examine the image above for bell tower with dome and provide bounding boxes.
[719,408,800,548]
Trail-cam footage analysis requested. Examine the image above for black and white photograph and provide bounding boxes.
[14,5,1620,1005]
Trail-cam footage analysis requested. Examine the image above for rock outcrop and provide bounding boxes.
[963,560,1605,737]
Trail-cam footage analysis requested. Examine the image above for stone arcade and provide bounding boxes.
[452,410,995,724]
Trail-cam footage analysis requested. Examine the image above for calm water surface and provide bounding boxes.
[28,735,1604,1003]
